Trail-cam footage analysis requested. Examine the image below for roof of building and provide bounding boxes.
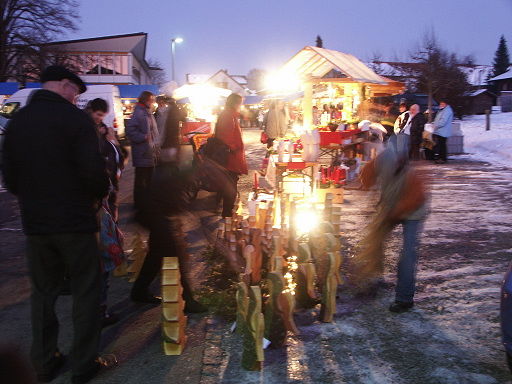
[370,61,493,87]
[43,32,150,69]
[207,70,247,88]
[281,46,388,84]
[490,68,512,81]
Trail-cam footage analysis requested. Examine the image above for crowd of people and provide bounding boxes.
[0,64,250,383]
[0,61,457,382]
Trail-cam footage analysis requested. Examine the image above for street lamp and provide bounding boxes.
[171,37,184,82]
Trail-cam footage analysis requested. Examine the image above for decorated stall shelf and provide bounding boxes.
[161,257,187,355]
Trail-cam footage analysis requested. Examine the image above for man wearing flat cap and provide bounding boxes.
[1,66,110,383]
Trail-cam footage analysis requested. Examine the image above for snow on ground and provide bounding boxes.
[461,112,512,167]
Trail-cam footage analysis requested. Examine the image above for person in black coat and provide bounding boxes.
[86,98,125,223]
[130,158,207,313]
[1,66,110,383]
[407,104,426,161]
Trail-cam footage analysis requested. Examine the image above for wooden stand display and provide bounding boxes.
[162,257,187,355]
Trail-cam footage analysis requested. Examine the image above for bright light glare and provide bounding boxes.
[294,209,320,235]
[292,123,305,136]
[173,84,231,121]
[174,37,184,44]
[265,71,300,93]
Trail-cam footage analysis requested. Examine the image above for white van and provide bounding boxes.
[1,84,126,138]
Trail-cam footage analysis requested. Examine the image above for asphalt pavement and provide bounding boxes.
[1,128,512,383]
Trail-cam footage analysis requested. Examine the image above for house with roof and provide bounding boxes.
[41,32,162,85]
[206,69,250,96]
[369,61,493,91]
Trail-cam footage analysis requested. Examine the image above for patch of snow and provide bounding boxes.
[461,113,512,168]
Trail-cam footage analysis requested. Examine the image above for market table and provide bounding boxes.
[318,129,362,163]
[265,154,318,195]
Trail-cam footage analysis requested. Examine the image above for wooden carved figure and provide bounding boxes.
[236,279,249,336]
[249,228,263,284]
[242,286,264,371]
[295,242,318,309]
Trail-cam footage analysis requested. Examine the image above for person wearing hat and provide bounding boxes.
[1,65,111,383]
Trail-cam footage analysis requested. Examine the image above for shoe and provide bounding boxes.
[389,301,414,313]
[184,299,208,313]
[37,351,66,382]
[71,355,118,384]
[435,159,446,164]
[131,292,161,305]
[102,311,120,328]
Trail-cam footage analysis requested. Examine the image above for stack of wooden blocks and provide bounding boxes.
[161,257,187,355]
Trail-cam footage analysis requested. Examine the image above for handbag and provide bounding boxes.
[260,131,268,144]
[99,204,125,273]
[200,136,230,166]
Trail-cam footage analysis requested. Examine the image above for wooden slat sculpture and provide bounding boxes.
[295,242,318,309]
[241,286,265,371]
[162,257,187,355]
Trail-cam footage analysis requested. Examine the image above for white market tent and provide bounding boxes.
[281,46,388,84]
[277,46,404,127]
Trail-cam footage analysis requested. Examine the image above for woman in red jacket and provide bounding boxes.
[215,93,247,217]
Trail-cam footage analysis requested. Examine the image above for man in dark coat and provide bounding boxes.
[125,91,159,212]
[407,104,426,160]
[1,66,110,383]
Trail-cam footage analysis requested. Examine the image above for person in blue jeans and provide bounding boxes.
[359,148,428,313]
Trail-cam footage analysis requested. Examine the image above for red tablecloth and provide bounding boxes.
[319,129,362,146]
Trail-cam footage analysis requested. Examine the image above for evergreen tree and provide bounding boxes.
[316,35,323,48]
[492,35,510,77]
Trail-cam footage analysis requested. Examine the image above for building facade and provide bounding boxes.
[41,32,162,85]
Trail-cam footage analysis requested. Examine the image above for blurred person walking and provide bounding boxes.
[214,93,247,217]
[432,98,454,164]
[1,66,111,383]
[159,98,186,160]
[126,91,159,212]
[130,117,206,312]
[358,148,428,313]
[263,100,289,149]
[154,95,169,140]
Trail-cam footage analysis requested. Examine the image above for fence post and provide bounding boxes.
[485,110,491,131]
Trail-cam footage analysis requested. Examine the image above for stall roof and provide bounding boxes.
[117,84,159,99]
[281,46,388,85]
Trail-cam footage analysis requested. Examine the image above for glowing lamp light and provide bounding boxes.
[265,71,300,93]
[174,37,184,44]
[294,208,320,235]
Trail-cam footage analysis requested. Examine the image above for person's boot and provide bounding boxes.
[71,355,118,384]
[389,301,414,313]
[37,351,66,382]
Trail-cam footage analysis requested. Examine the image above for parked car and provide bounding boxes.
[0,85,126,139]
[501,262,512,371]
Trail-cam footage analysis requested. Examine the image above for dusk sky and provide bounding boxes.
[68,0,512,84]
